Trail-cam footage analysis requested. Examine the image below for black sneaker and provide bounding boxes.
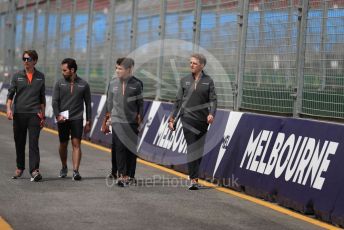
[59,166,68,178]
[188,179,199,190]
[12,169,24,179]
[117,177,129,187]
[128,177,137,185]
[106,171,117,180]
[30,170,42,182]
[117,179,125,187]
[72,170,82,181]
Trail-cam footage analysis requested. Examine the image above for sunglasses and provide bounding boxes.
[22,57,33,62]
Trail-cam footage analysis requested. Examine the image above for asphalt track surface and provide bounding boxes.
[0,115,333,230]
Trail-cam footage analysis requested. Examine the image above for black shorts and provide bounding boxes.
[57,119,83,142]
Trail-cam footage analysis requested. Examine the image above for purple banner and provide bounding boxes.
[205,112,344,223]
[137,101,230,167]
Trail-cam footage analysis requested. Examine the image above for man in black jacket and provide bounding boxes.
[7,50,46,182]
[52,58,92,181]
[103,57,143,187]
[169,53,217,190]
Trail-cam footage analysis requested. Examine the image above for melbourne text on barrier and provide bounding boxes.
[240,129,338,190]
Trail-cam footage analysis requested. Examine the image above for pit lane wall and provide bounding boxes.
[0,84,344,227]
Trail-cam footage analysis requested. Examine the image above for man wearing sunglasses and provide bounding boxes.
[7,50,46,182]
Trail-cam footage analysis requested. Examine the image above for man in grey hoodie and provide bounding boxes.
[169,53,217,190]
[103,57,143,187]
[7,50,46,182]
[52,58,92,181]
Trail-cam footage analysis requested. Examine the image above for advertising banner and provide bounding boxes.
[137,101,231,168]
[205,112,344,220]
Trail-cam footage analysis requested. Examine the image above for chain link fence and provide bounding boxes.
[0,0,343,120]
[200,0,238,108]
[241,0,299,114]
[0,11,5,74]
[303,0,344,119]
[135,0,160,98]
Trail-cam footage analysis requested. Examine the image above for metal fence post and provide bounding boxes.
[285,0,293,89]
[42,0,49,75]
[0,10,3,79]
[4,0,16,82]
[53,0,61,84]
[104,0,116,94]
[214,0,221,57]
[32,0,39,49]
[130,0,138,53]
[257,0,264,87]
[320,0,328,90]
[193,0,202,52]
[235,0,249,111]
[10,0,16,75]
[2,3,7,79]
[85,0,94,82]
[178,0,183,42]
[70,0,76,58]
[155,0,167,100]
[293,0,309,117]
[21,0,27,51]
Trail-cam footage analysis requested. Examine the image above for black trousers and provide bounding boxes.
[112,123,138,178]
[111,126,117,174]
[13,113,41,173]
[181,117,208,180]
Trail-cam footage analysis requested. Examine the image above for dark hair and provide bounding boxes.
[191,53,206,66]
[116,57,134,69]
[61,58,78,72]
[23,50,38,61]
